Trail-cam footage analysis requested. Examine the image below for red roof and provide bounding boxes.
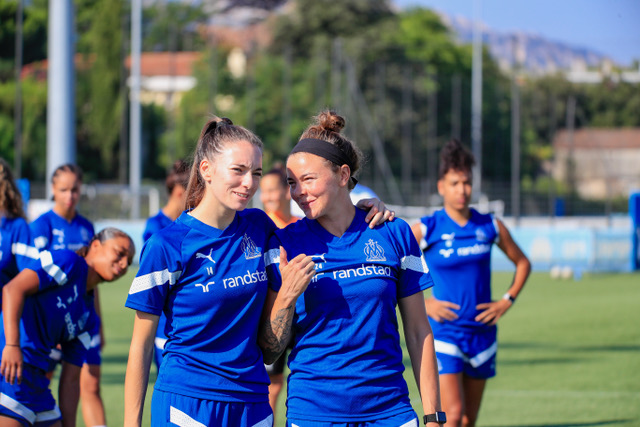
[22,52,200,81]
[553,128,640,149]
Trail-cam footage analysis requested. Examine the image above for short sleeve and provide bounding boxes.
[143,216,161,243]
[264,233,283,292]
[35,250,84,291]
[30,215,50,250]
[392,220,434,299]
[125,234,182,316]
[11,218,40,270]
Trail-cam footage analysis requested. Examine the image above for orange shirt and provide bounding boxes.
[266,211,300,229]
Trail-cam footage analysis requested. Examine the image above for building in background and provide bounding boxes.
[552,128,640,199]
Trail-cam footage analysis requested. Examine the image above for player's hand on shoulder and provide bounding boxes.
[356,198,395,228]
[425,297,460,323]
[1,345,23,385]
[279,246,315,299]
[475,299,511,325]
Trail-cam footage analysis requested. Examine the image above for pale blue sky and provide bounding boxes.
[394,0,640,66]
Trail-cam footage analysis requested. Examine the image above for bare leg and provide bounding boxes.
[80,363,106,427]
[461,375,487,427]
[268,373,284,416]
[439,373,465,427]
[0,415,26,427]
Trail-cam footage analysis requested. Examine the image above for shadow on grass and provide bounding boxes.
[101,354,130,364]
[498,358,582,366]
[482,420,633,427]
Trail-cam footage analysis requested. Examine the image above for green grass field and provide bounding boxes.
[55,271,640,426]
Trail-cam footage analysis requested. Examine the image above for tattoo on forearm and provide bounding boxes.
[260,305,295,363]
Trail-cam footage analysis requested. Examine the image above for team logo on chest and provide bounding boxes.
[364,239,386,262]
[241,234,261,260]
[196,248,216,264]
[53,229,65,249]
[441,233,455,247]
[81,227,90,243]
[475,228,487,242]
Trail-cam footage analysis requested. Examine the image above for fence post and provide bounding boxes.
[630,192,640,271]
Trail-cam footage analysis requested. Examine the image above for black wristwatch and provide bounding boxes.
[424,411,447,424]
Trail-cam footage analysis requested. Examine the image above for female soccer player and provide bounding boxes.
[260,111,445,427]
[259,165,300,415]
[411,139,531,427]
[29,164,106,427]
[0,227,134,427]
[142,160,189,242]
[124,117,318,427]
[142,160,190,371]
[0,160,38,295]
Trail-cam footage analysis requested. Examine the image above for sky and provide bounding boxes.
[394,0,640,66]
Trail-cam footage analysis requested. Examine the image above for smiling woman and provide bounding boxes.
[260,110,444,427]
[123,116,314,427]
[0,227,134,427]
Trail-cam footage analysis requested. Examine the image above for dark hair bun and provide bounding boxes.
[317,111,345,133]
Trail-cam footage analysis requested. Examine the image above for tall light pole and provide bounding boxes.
[14,0,24,178]
[129,0,142,219]
[471,0,483,194]
[46,0,76,199]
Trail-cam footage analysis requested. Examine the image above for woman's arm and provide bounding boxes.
[355,198,395,228]
[124,311,159,427]
[398,292,442,425]
[1,269,39,385]
[59,361,82,427]
[259,247,315,365]
[475,219,532,325]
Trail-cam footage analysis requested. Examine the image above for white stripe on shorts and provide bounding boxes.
[170,406,206,427]
[434,339,497,368]
[0,393,37,424]
[252,414,273,427]
[400,418,419,427]
[35,406,61,422]
[434,340,466,360]
[155,337,168,349]
[469,340,498,368]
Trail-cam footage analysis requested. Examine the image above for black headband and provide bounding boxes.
[289,138,358,185]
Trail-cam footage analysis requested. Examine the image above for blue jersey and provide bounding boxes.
[143,210,174,348]
[0,250,97,372]
[1,216,39,286]
[265,208,433,422]
[125,209,277,402]
[143,210,173,243]
[418,208,499,331]
[30,210,95,252]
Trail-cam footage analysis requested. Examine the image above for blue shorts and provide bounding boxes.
[287,410,418,427]
[83,319,102,366]
[151,389,273,427]
[0,364,61,426]
[433,326,497,379]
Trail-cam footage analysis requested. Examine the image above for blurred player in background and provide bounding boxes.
[412,139,531,427]
[259,164,300,415]
[29,164,107,427]
[0,159,38,301]
[142,160,189,372]
[261,110,444,427]
[0,227,134,427]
